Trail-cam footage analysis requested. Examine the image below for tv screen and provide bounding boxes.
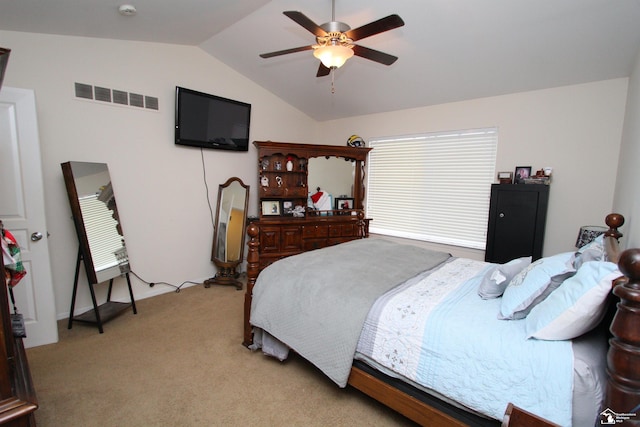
[175,86,251,151]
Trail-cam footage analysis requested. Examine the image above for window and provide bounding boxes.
[366,127,498,249]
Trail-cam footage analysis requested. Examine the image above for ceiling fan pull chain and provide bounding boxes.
[331,69,336,94]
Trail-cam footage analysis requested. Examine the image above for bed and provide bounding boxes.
[242,213,640,426]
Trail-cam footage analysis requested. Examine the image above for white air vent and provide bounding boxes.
[73,82,159,111]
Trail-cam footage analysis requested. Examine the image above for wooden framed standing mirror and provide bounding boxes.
[204,177,249,290]
[61,161,136,333]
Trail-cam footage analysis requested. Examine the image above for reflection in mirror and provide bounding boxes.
[308,157,355,203]
[61,162,130,284]
[205,177,249,290]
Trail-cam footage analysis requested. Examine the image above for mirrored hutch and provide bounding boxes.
[251,141,372,271]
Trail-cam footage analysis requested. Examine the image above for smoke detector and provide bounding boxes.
[118,4,137,16]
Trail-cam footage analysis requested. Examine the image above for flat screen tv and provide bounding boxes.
[175,86,251,152]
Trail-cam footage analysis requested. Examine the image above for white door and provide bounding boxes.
[0,87,58,348]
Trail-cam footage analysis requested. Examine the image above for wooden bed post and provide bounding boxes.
[606,247,640,419]
[243,222,260,347]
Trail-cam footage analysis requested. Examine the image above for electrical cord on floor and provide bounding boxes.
[129,270,201,293]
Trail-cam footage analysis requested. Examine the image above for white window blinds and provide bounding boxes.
[367,128,498,249]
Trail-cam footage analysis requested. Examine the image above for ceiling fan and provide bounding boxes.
[260,1,405,77]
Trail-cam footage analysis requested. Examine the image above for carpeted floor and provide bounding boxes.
[26,282,415,426]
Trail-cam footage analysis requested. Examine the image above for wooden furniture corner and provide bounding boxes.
[0,230,38,426]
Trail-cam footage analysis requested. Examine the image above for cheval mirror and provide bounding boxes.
[205,177,249,290]
[61,161,137,333]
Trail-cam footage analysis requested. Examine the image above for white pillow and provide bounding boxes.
[525,261,620,340]
[478,256,531,299]
[499,252,576,320]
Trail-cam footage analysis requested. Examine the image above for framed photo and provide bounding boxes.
[335,197,355,210]
[261,200,281,216]
[514,166,532,184]
[497,171,513,184]
[282,200,294,216]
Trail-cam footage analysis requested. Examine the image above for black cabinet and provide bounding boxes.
[485,184,549,263]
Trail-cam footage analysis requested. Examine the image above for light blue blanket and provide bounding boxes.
[357,258,574,425]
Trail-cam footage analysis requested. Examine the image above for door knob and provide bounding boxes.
[31,231,43,241]
[499,213,505,218]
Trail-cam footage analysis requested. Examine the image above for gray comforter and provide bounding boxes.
[250,238,451,387]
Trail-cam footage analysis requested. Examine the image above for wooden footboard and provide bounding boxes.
[244,213,640,426]
[243,222,260,347]
[606,248,640,418]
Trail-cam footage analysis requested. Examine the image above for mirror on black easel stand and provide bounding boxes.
[61,161,137,333]
[204,177,249,290]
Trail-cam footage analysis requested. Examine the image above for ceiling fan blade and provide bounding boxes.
[283,11,326,37]
[345,14,405,42]
[352,45,398,66]
[316,63,331,77]
[260,45,314,59]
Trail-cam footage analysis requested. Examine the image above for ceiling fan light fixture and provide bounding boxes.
[313,44,354,69]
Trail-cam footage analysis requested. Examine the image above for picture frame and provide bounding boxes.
[497,171,513,184]
[261,200,281,216]
[335,197,355,211]
[514,166,532,184]
[282,200,294,216]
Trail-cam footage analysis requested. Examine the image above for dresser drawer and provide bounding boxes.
[302,224,329,238]
[329,222,358,237]
[303,238,328,251]
[281,226,303,251]
[259,226,282,253]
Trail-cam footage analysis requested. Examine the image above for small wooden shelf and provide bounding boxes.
[72,301,133,324]
[67,250,137,334]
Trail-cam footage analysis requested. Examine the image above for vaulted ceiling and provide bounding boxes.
[1,0,640,121]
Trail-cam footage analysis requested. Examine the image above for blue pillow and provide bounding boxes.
[525,261,620,340]
[499,252,576,320]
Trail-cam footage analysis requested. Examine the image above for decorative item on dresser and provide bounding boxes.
[244,212,639,426]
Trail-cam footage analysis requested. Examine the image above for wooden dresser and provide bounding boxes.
[250,214,370,270]
[0,258,38,426]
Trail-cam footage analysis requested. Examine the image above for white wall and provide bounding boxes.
[316,79,629,259]
[1,29,634,322]
[0,30,317,319]
[613,50,640,249]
